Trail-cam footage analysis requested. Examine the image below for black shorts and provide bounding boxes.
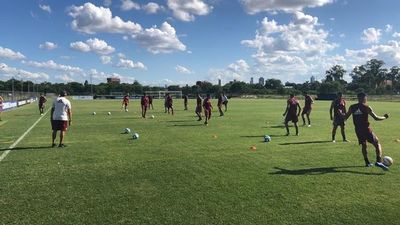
[333,116,345,126]
[302,107,311,115]
[51,120,68,131]
[285,113,298,123]
[356,128,378,145]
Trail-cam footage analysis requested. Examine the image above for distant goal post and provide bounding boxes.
[145,91,183,99]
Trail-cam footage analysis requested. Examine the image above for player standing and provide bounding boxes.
[183,94,188,110]
[342,92,389,170]
[195,93,203,121]
[203,94,212,125]
[217,93,224,116]
[141,93,149,118]
[38,93,47,115]
[222,93,228,112]
[122,94,129,111]
[301,92,314,127]
[164,94,168,113]
[166,93,174,115]
[0,95,4,121]
[283,94,301,136]
[51,91,72,148]
[330,92,348,142]
[148,95,154,110]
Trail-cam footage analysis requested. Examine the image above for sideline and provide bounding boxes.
[0,108,51,162]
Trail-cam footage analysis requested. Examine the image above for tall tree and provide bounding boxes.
[325,65,346,82]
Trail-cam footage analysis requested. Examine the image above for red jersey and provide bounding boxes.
[141,96,149,106]
[167,96,173,104]
[287,97,299,114]
[349,103,370,130]
[304,95,313,109]
[39,96,47,105]
[123,96,129,104]
[203,97,212,110]
[332,98,346,116]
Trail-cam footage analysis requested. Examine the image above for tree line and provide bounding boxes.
[0,59,399,97]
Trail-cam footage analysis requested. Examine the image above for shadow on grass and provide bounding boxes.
[168,124,204,127]
[270,166,384,176]
[279,140,332,145]
[166,120,193,123]
[241,134,287,138]
[0,146,53,151]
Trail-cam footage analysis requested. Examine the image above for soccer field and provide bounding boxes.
[1,98,399,225]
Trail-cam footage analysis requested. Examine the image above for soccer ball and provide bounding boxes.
[264,135,271,142]
[124,128,131,134]
[92,112,96,115]
[383,156,393,166]
[132,133,139,140]
[108,112,111,115]
[151,115,155,119]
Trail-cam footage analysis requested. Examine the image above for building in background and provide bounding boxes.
[107,77,121,84]
[218,79,221,86]
[310,76,316,83]
[259,77,265,86]
[250,77,254,85]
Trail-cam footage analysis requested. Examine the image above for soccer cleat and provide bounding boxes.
[343,139,350,142]
[58,144,67,148]
[307,125,311,127]
[332,140,336,143]
[285,133,290,136]
[365,163,374,167]
[375,162,389,171]
[52,143,56,148]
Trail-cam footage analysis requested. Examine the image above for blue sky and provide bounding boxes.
[1,0,400,86]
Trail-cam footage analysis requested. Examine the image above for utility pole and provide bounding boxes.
[11,77,15,101]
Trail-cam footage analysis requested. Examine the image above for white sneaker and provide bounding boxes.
[332,140,336,143]
[307,125,311,127]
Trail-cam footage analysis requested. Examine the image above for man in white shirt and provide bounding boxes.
[51,91,72,148]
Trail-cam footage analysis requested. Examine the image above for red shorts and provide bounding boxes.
[167,103,173,108]
[204,108,212,118]
[195,105,202,113]
[355,128,378,145]
[302,107,312,115]
[123,102,128,106]
[52,120,68,131]
[141,105,148,110]
[285,113,298,123]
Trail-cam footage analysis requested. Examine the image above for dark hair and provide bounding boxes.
[59,90,67,97]
[207,94,211,97]
[357,92,366,99]
[290,93,294,98]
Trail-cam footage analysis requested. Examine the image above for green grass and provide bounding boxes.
[1,99,400,225]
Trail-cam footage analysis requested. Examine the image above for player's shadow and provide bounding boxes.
[270,166,384,176]
[168,124,203,127]
[166,120,193,123]
[279,140,332,145]
[241,134,286,138]
[0,146,52,151]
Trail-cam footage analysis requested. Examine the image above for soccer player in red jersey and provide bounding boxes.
[183,94,188,110]
[0,95,4,121]
[283,94,301,136]
[342,92,389,170]
[141,94,149,118]
[166,93,174,115]
[148,95,154,110]
[195,93,203,121]
[301,92,314,127]
[330,92,348,142]
[203,94,212,125]
[38,93,47,115]
[217,93,224,116]
[122,94,129,111]
[164,94,168,113]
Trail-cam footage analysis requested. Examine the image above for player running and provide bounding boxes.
[166,93,174,115]
[183,94,188,110]
[222,93,228,112]
[122,94,129,112]
[283,94,301,136]
[51,91,72,148]
[195,93,203,121]
[141,94,149,118]
[203,94,213,125]
[0,95,4,121]
[330,92,348,142]
[148,95,154,110]
[301,92,314,127]
[164,94,168,113]
[217,93,224,116]
[342,92,389,170]
[38,93,47,115]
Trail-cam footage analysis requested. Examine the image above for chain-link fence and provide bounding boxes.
[0,91,38,101]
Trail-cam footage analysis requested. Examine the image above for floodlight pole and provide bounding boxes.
[11,77,15,101]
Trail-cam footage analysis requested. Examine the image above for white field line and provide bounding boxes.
[0,108,51,162]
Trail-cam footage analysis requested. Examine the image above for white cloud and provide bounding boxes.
[167,0,212,22]
[39,41,57,50]
[56,74,75,83]
[0,63,49,80]
[240,0,333,14]
[385,24,393,33]
[143,2,163,14]
[24,60,84,74]
[345,40,400,66]
[209,59,250,84]
[339,33,346,38]
[175,65,193,74]
[39,4,51,13]
[117,53,126,58]
[120,0,140,11]
[100,55,112,64]
[116,58,147,70]
[89,68,136,83]
[104,0,112,7]
[392,32,400,38]
[133,22,186,54]
[361,28,382,44]
[0,46,26,60]
[68,2,142,34]
[70,38,115,55]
